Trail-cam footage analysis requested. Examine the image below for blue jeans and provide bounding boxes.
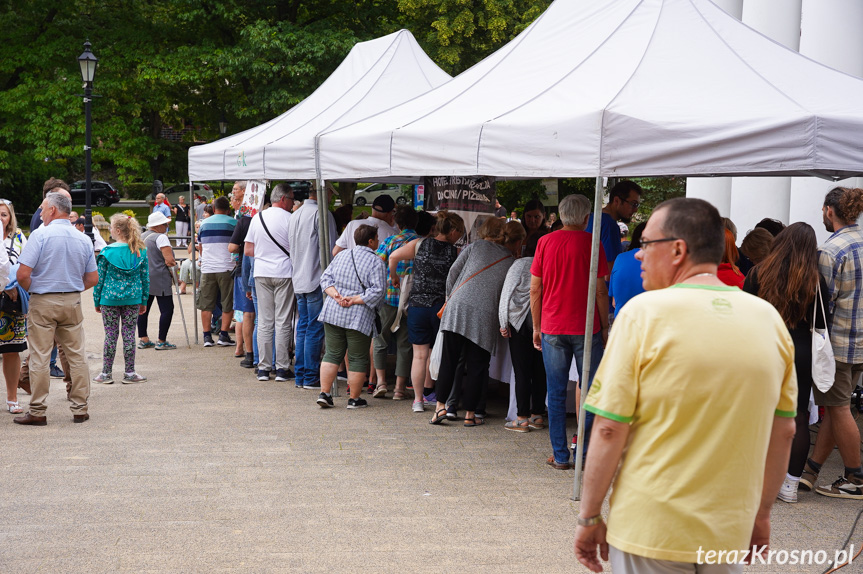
[542,332,604,465]
[295,288,325,387]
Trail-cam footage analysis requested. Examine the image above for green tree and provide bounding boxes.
[398,0,551,74]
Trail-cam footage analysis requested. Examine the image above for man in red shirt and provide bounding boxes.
[531,194,609,470]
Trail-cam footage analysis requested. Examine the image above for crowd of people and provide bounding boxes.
[7,175,863,570]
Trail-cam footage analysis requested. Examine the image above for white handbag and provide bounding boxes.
[429,329,444,380]
[811,282,836,393]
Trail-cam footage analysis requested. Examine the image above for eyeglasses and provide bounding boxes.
[625,200,640,209]
[640,236,679,250]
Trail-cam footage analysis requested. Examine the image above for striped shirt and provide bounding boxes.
[319,246,386,337]
[198,213,237,273]
[376,229,418,307]
[818,224,863,363]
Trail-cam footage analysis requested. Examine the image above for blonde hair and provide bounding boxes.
[435,210,465,236]
[479,217,526,245]
[0,202,18,239]
[110,213,145,257]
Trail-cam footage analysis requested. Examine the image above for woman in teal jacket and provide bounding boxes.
[92,214,149,384]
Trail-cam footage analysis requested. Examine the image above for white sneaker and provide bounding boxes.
[412,400,424,413]
[777,476,799,503]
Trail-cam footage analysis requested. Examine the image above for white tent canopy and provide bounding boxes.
[187,29,451,182]
[318,0,863,181]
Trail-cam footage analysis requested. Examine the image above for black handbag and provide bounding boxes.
[350,251,383,334]
[0,289,21,315]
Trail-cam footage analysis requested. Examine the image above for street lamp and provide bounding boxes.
[77,41,98,240]
[219,113,227,137]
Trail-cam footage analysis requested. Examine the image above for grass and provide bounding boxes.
[22,206,151,235]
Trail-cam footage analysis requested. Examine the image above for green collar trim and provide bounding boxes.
[669,283,739,292]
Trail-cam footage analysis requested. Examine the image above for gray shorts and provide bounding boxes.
[609,546,743,574]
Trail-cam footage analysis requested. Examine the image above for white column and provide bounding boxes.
[728,0,802,240]
[686,0,740,215]
[789,0,863,243]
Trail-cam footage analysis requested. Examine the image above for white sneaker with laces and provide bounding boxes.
[777,476,798,503]
[412,400,424,413]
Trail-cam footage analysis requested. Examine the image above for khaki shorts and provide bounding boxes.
[196,271,234,313]
[813,360,863,407]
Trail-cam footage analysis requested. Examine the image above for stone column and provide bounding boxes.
[789,0,863,243]
[728,0,802,239]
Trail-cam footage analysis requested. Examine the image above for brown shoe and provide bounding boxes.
[546,455,574,470]
[13,412,47,426]
[73,414,90,423]
[799,461,819,492]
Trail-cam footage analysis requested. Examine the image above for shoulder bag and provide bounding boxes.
[350,250,383,334]
[812,281,836,393]
[392,237,424,333]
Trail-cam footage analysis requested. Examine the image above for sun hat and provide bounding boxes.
[146,211,171,228]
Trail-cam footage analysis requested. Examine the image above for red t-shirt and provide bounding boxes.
[531,229,608,335]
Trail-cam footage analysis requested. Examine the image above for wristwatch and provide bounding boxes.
[577,514,603,527]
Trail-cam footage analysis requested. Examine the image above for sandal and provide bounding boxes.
[504,419,530,433]
[464,417,485,427]
[392,390,407,401]
[430,408,448,425]
[528,415,546,430]
[138,340,155,349]
[6,400,22,414]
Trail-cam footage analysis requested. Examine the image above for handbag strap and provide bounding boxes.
[448,255,511,300]
[258,212,290,259]
[351,250,367,291]
[814,281,829,335]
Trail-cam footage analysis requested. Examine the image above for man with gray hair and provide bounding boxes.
[245,183,296,382]
[14,190,98,425]
[153,193,171,219]
[530,193,609,470]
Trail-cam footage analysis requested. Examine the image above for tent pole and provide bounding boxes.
[316,177,337,397]
[190,181,199,345]
[572,176,604,501]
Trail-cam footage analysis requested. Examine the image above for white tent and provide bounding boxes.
[187,29,451,181]
[318,0,863,181]
[315,0,863,499]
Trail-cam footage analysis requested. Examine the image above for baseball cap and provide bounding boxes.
[372,195,395,213]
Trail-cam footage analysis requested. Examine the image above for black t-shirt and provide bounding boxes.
[230,216,253,268]
[175,204,190,223]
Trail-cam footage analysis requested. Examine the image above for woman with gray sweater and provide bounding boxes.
[431,218,525,426]
[499,248,546,432]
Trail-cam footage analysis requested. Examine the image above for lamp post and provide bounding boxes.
[219,113,227,194]
[77,41,98,240]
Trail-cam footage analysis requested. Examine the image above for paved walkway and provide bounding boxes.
[2,292,861,573]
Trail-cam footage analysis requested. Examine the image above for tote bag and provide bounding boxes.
[812,282,836,393]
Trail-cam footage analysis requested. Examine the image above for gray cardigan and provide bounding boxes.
[498,257,533,333]
[440,240,514,355]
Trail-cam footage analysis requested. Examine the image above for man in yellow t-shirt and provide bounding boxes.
[574,198,797,574]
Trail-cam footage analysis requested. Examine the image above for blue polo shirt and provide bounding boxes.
[586,212,623,266]
[153,203,171,219]
[19,219,97,294]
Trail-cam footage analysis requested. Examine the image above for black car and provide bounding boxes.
[286,180,312,201]
[70,180,120,207]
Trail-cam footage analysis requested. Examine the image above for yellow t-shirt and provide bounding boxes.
[584,284,797,564]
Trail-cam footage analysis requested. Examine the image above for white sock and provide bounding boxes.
[786,473,800,484]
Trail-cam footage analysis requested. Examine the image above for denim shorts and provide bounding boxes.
[233,275,254,313]
[407,303,443,346]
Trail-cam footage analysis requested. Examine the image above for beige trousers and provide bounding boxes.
[27,293,90,416]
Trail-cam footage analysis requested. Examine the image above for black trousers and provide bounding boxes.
[509,321,547,418]
[137,295,174,342]
[435,331,490,413]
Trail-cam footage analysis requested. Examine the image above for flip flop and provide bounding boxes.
[430,408,448,425]
[464,417,485,427]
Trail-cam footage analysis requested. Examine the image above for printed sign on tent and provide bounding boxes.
[423,176,496,212]
[241,180,267,218]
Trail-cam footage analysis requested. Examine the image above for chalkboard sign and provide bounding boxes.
[423,176,496,213]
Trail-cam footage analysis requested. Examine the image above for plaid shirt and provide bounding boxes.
[319,246,386,337]
[819,224,863,363]
[376,229,418,307]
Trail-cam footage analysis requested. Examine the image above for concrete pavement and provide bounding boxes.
[1,291,861,573]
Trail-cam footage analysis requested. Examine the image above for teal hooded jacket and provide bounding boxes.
[93,243,149,307]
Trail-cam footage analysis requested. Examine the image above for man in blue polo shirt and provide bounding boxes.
[14,190,98,425]
[196,195,237,347]
[585,180,642,273]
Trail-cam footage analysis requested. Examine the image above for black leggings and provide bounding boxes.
[137,295,174,342]
[789,327,813,477]
[509,321,547,418]
[435,331,490,413]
